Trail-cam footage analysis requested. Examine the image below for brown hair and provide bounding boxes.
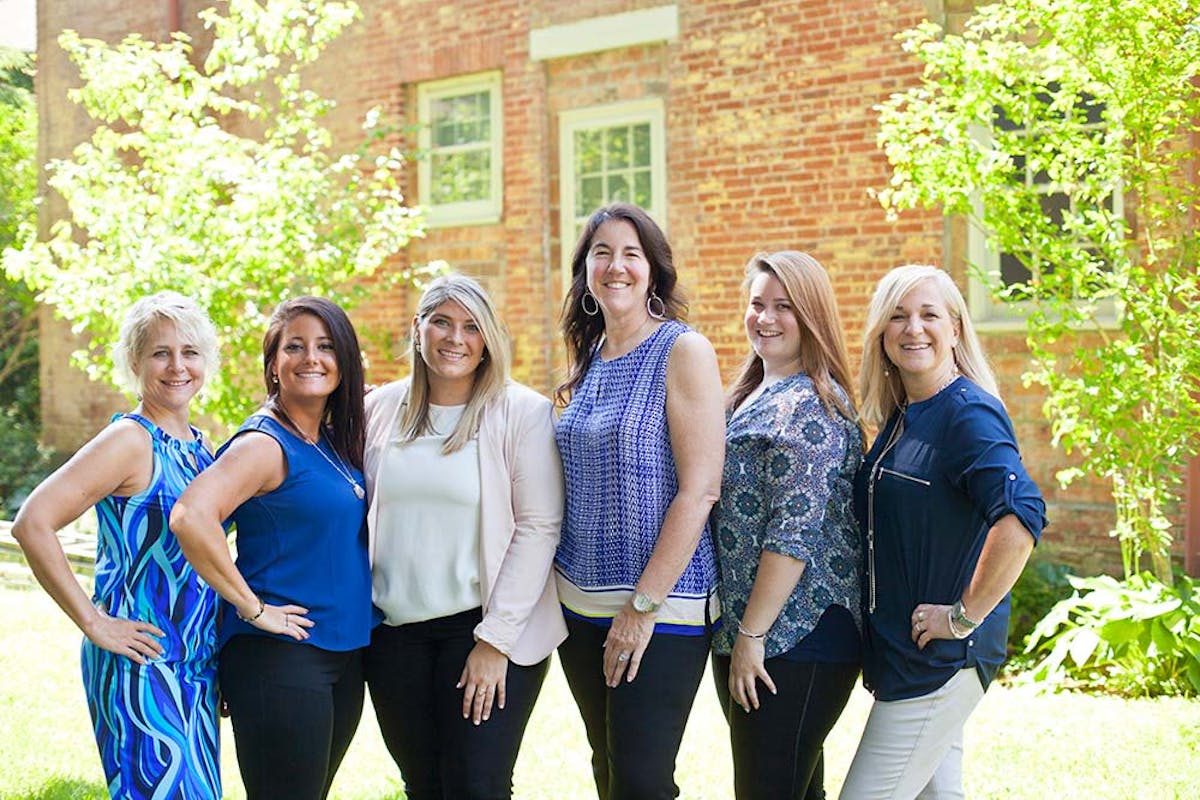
[556,203,686,404]
[262,296,366,469]
[727,251,861,431]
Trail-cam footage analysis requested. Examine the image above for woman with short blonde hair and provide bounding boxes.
[14,291,222,799]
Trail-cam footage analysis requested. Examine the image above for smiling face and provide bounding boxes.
[272,312,340,404]
[585,218,652,322]
[415,299,485,404]
[134,318,205,412]
[744,271,803,378]
[882,279,961,391]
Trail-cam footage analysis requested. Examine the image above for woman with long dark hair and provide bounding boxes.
[172,296,374,800]
[555,203,726,799]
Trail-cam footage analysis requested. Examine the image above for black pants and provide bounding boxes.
[363,608,549,800]
[219,635,364,800]
[712,653,859,800]
[558,615,710,800]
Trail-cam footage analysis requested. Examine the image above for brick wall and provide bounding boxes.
[34,0,1155,574]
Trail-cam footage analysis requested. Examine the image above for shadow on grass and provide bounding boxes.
[11,777,107,800]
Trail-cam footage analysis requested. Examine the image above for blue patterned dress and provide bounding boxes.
[81,413,220,800]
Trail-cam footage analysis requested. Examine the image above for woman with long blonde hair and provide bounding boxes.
[841,265,1045,799]
[362,274,565,799]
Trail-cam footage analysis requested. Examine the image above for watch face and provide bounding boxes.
[633,593,658,613]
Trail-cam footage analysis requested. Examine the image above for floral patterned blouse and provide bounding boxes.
[711,372,864,658]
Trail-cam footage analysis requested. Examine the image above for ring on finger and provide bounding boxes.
[617,652,630,662]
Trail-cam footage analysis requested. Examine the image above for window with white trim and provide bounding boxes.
[968,90,1122,328]
[558,100,666,275]
[417,72,502,226]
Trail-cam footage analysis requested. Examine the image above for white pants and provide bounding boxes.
[839,668,985,800]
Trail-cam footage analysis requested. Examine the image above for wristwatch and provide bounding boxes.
[632,592,661,614]
[951,599,981,631]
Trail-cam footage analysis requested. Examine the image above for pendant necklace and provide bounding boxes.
[308,433,365,500]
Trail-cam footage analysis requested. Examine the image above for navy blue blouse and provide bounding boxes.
[854,378,1046,701]
[218,415,376,652]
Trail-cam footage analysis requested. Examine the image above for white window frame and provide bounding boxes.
[417,71,503,227]
[558,99,667,282]
[967,117,1123,331]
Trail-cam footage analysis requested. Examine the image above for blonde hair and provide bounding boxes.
[399,274,511,454]
[727,251,861,430]
[112,291,219,395]
[859,265,999,428]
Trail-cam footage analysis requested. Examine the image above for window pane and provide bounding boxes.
[432,150,490,204]
[579,176,603,213]
[634,170,652,207]
[607,173,630,203]
[576,130,602,175]
[606,127,630,169]
[1000,253,1033,287]
[632,124,651,167]
[1040,192,1069,229]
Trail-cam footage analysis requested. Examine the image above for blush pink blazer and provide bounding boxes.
[364,379,567,665]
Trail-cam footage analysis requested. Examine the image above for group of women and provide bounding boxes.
[13,201,1046,800]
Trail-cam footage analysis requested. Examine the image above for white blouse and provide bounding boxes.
[371,404,482,626]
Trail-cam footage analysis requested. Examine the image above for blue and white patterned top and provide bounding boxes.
[711,373,863,658]
[555,321,719,634]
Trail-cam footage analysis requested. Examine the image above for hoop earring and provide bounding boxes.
[581,292,600,317]
[646,293,667,320]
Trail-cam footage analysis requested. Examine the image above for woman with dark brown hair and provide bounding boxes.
[554,203,726,799]
[172,296,374,800]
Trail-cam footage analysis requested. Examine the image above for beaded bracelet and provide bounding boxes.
[237,596,265,623]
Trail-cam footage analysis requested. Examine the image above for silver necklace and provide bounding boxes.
[307,434,365,500]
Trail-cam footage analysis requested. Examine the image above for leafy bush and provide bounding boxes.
[0,410,52,519]
[1007,558,1073,658]
[1025,572,1200,697]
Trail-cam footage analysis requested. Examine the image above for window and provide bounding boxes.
[417,72,502,226]
[967,90,1122,328]
[558,100,667,275]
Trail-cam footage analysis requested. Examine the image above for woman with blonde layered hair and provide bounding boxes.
[842,265,1044,799]
[858,264,998,428]
[362,273,564,799]
[396,275,513,453]
[711,251,865,799]
[16,292,222,799]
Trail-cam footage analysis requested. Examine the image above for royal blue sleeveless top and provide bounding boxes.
[217,415,375,652]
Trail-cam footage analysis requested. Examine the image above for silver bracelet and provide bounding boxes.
[946,608,970,640]
[737,621,767,640]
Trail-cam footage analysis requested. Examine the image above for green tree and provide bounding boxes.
[0,47,37,407]
[2,0,429,428]
[0,46,48,516]
[876,0,1200,585]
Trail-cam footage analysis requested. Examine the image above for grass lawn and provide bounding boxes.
[1,586,1198,799]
